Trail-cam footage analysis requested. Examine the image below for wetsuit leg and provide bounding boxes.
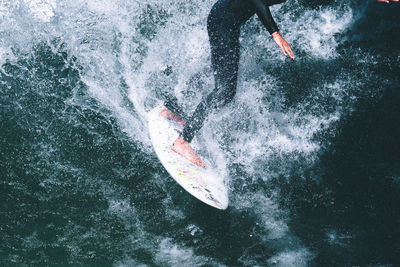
[181,1,241,142]
[163,95,188,121]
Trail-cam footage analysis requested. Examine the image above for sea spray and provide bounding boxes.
[1,0,399,265]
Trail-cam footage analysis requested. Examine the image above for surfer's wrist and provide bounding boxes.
[271,31,280,37]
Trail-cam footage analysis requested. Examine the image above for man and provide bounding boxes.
[163,0,294,167]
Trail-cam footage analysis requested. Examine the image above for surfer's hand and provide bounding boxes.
[272,32,294,60]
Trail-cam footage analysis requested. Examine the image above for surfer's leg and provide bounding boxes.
[171,137,206,167]
[160,95,187,126]
[160,108,186,126]
[163,95,188,121]
[171,0,240,167]
[181,15,240,143]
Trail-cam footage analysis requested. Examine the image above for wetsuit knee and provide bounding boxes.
[209,82,236,109]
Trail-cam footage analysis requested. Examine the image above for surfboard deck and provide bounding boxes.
[148,105,228,210]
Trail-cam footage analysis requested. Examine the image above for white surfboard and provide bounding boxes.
[148,105,228,210]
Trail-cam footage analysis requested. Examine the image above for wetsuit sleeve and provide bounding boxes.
[249,0,279,35]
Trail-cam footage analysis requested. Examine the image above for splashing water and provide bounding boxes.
[1,0,399,266]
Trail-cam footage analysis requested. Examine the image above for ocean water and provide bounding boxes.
[1,0,399,266]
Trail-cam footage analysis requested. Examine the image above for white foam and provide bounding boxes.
[24,0,56,22]
[0,1,365,265]
[235,193,289,240]
[326,229,354,247]
[113,258,147,267]
[254,5,353,60]
[234,192,313,266]
[155,238,226,267]
[267,249,313,267]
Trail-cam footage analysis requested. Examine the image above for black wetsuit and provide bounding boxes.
[166,0,285,142]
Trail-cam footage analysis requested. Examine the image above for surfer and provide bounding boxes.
[163,0,294,167]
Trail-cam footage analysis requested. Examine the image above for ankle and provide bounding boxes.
[174,137,188,145]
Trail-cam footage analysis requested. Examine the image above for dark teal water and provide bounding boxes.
[1,1,400,266]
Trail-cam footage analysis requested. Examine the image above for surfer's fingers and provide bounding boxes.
[278,43,287,56]
[280,42,293,60]
[285,45,295,60]
[281,46,287,56]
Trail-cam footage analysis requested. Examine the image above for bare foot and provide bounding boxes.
[160,108,186,126]
[171,137,206,168]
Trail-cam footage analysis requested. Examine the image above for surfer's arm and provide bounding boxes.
[249,0,294,60]
[249,0,280,34]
